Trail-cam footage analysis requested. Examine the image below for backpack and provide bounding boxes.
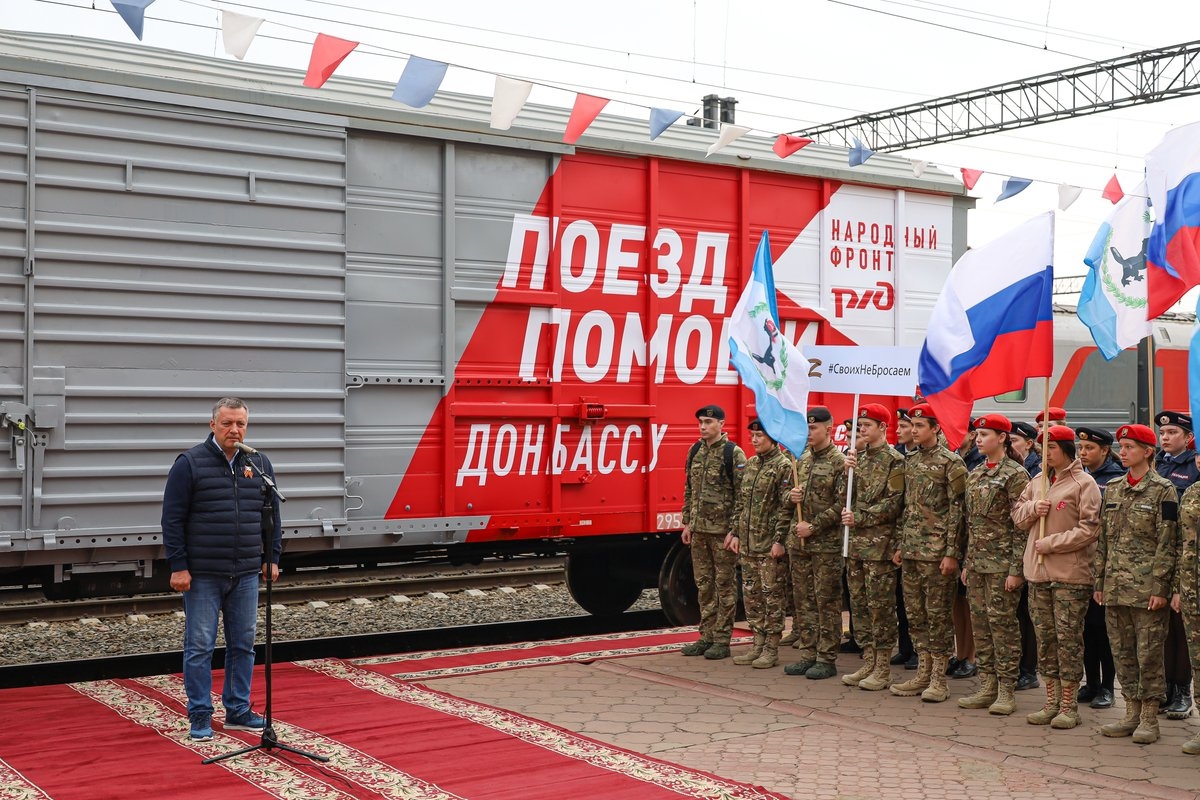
[686,439,736,484]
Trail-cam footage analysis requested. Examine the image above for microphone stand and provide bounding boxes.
[205,452,328,765]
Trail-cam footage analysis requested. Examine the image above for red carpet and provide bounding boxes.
[0,658,783,800]
[353,626,751,680]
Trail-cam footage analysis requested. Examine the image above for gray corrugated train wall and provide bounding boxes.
[0,84,352,584]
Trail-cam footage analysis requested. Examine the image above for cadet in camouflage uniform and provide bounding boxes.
[1174,460,1200,754]
[680,404,747,660]
[1094,423,1178,744]
[1013,425,1101,731]
[1076,425,1124,711]
[1154,411,1197,721]
[889,403,967,703]
[839,403,905,691]
[782,407,846,680]
[728,419,793,669]
[956,415,1030,715]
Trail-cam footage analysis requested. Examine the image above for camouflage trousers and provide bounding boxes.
[1106,604,1168,700]
[1182,607,1200,687]
[901,559,956,657]
[846,557,897,652]
[739,553,786,636]
[689,532,738,645]
[965,571,1021,680]
[1027,582,1089,683]
[789,548,844,664]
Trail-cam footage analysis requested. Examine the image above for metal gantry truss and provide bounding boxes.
[793,40,1200,152]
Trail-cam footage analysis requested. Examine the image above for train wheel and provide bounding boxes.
[657,540,700,627]
[565,552,643,616]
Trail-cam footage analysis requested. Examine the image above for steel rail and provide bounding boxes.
[0,609,673,688]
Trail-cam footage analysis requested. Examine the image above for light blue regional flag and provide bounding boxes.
[1078,185,1152,360]
[728,232,810,456]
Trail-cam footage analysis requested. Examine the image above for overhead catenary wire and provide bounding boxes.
[24,0,1167,138]
[870,0,1150,51]
[16,0,1188,184]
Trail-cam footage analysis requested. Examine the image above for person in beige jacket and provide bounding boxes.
[1012,425,1102,731]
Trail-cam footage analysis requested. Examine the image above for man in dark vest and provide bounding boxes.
[162,397,283,742]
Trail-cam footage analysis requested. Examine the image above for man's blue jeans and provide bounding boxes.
[182,572,259,718]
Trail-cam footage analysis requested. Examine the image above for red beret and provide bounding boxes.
[909,403,935,421]
[972,414,1012,433]
[858,403,890,423]
[1116,423,1156,446]
[1035,407,1067,424]
[1045,425,1075,443]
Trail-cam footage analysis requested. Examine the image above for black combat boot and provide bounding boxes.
[1167,682,1194,720]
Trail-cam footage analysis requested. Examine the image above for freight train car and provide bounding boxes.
[0,32,1180,622]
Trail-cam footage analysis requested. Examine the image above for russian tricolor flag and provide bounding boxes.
[1146,121,1200,319]
[918,212,1055,448]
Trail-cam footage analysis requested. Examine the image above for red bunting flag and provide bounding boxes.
[960,168,984,191]
[773,134,813,159]
[303,34,359,89]
[1102,174,1125,204]
[564,94,609,144]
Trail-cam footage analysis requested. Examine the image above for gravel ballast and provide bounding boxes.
[3,586,662,666]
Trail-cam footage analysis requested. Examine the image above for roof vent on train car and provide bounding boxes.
[686,94,736,130]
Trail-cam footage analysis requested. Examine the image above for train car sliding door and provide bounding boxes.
[8,87,351,592]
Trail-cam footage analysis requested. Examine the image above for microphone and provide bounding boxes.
[235,442,259,456]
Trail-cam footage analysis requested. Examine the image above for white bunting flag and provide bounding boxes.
[220,10,263,60]
[705,124,750,157]
[1058,184,1083,211]
[491,77,532,131]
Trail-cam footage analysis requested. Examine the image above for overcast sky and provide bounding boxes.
[5,0,1200,292]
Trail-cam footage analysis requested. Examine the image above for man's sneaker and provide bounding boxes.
[224,710,266,732]
[189,713,213,741]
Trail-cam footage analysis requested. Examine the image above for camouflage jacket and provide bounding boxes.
[1177,482,1200,610]
[964,458,1030,576]
[1093,470,1178,605]
[846,442,905,561]
[898,444,968,563]
[732,447,793,555]
[681,433,747,534]
[791,442,846,553]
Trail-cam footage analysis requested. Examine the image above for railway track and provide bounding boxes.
[0,609,672,688]
[0,558,566,626]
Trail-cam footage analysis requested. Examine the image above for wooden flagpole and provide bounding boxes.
[791,453,805,550]
[842,393,861,558]
[1036,377,1050,568]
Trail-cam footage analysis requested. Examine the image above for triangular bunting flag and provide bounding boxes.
[1058,184,1083,210]
[392,56,448,108]
[960,168,984,191]
[564,94,609,144]
[110,0,155,41]
[849,137,874,167]
[1102,174,1125,204]
[648,108,684,140]
[491,77,532,130]
[706,124,751,157]
[773,134,812,159]
[303,34,359,89]
[996,177,1033,202]
[220,10,263,60]
[912,160,929,178]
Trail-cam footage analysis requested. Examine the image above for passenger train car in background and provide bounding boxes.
[0,32,1187,622]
